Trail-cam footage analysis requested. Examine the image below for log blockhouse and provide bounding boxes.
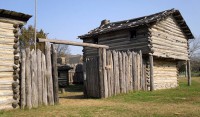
[79,9,194,90]
[0,9,31,110]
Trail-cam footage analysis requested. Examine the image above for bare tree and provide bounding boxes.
[189,36,200,58]
[56,44,70,57]
[189,36,200,73]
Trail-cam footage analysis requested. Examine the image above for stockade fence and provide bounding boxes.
[84,49,148,98]
[20,44,59,109]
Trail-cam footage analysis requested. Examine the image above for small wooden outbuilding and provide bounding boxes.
[79,9,194,91]
[0,9,31,110]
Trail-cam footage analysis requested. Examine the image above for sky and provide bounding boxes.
[0,0,199,54]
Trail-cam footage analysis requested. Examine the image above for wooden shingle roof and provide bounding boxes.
[0,9,32,22]
[79,9,194,39]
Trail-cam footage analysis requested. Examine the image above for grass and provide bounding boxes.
[1,78,200,117]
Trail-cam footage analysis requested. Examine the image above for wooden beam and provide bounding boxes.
[187,60,191,86]
[149,54,154,91]
[38,38,109,49]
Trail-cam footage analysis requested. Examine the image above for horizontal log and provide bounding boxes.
[12,101,18,108]
[0,18,25,25]
[0,90,13,96]
[151,25,185,38]
[13,74,19,81]
[0,78,13,82]
[152,46,188,56]
[0,105,13,110]
[153,51,188,60]
[150,29,187,42]
[13,43,18,49]
[14,38,19,43]
[14,56,19,60]
[0,28,13,34]
[13,94,19,100]
[0,68,14,72]
[0,97,14,105]
[156,22,184,36]
[0,22,13,26]
[13,88,19,94]
[151,36,188,49]
[38,38,109,49]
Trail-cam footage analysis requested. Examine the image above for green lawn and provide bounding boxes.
[1,77,200,117]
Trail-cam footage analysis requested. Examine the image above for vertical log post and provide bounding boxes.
[99,48,105,98]
[25,48,32,109]
[187,60,191,86]
[20,50,26,109]
[185,62,188,77]
[83,61,87,97]
[45,43,54,105]
[51,44,59,104]
[103,48,108,98]
[37,49,43,105]
[42,53,48,105]
[149,54,154,91]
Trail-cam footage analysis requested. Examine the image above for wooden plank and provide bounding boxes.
[37,49,43,105]
[38,38,109,49]
[20,50,26,109]
[45,44,54,105]
[25,48,32,109]
[42,53,48,105]
[51,45,59,104]
[149,54,154,91]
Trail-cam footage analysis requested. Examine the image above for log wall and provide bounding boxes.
[150,16,189,60]
[83,27,150,58]
[85,49,147,98]
[153,59,178,90]
[0,21,21,110]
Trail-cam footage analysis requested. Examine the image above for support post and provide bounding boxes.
[83,61,87,97]
[185,62,188,77]
[51,44,59,104]
[99,48,105,98]
[149,54,154,91]
[187,60,191,86]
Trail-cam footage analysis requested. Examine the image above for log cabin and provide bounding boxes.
[79,9,194,91]
[0,9,31,110]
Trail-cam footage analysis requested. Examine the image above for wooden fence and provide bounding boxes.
[84,49,148,98]
[20,44,58,109]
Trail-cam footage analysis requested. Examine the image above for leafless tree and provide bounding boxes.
[189,36,200,72]
[55,44,70,57]
[189,36,200,58]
